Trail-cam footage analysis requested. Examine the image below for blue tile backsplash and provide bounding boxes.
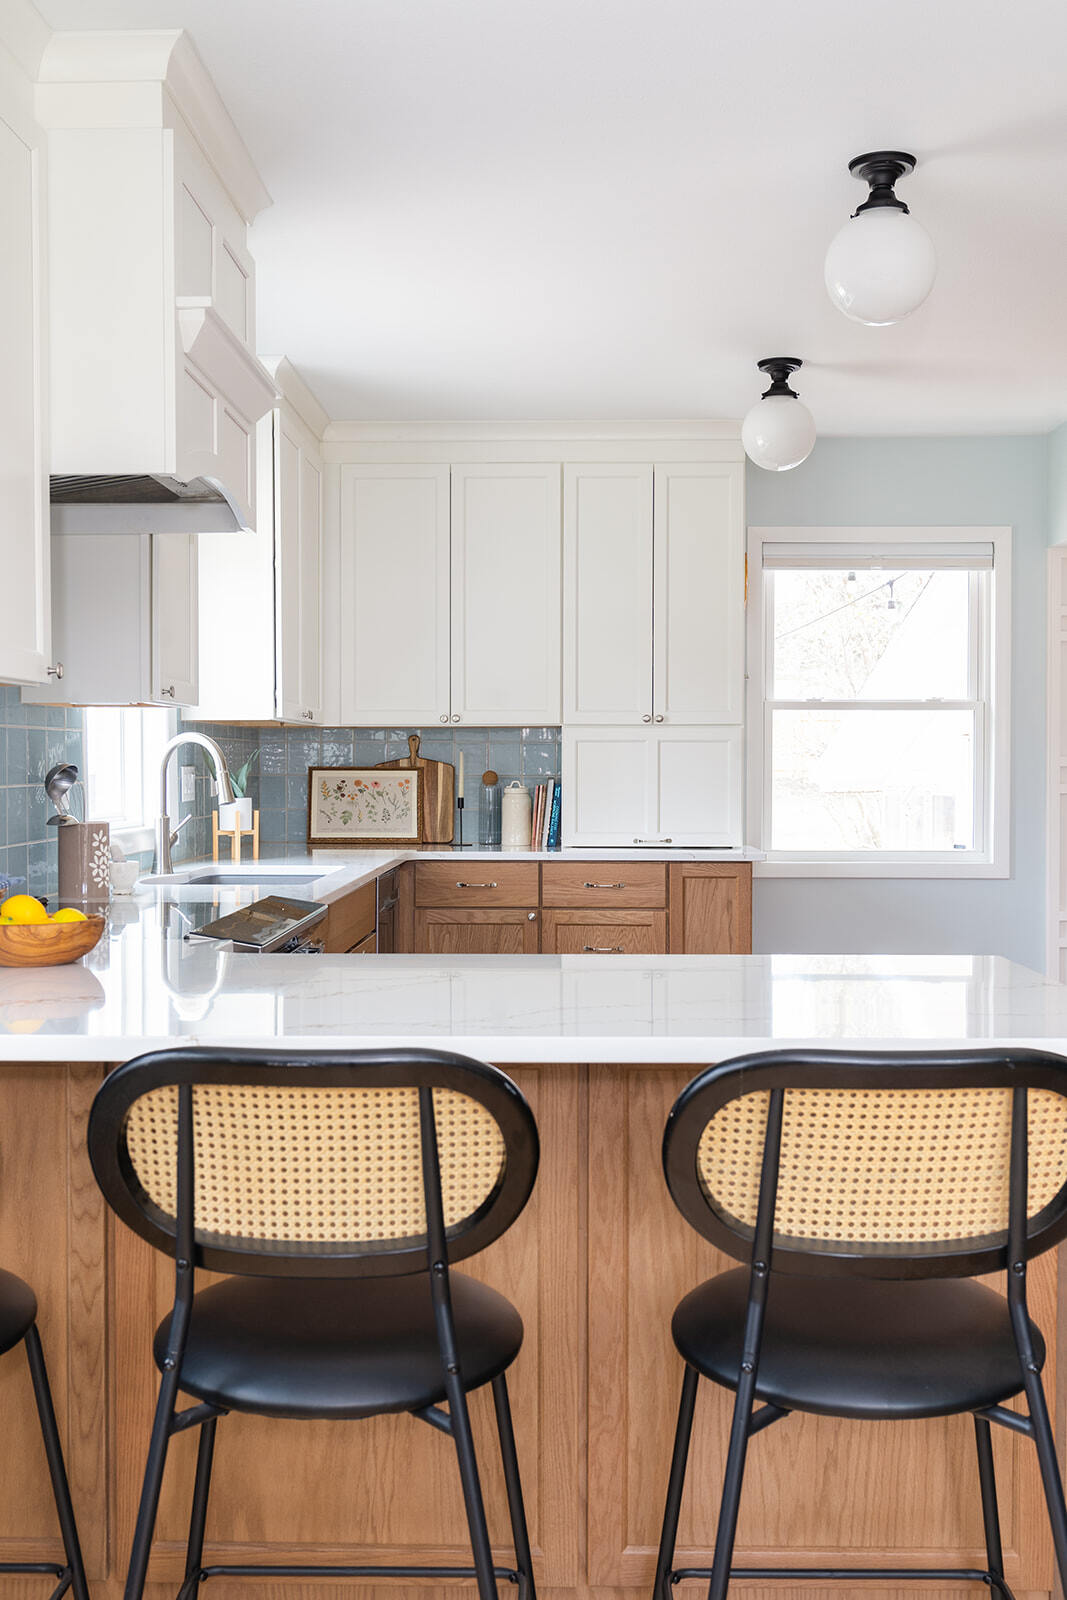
[178,720,561,856]
[0,686,86,900]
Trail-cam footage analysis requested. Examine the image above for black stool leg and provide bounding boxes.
[973,1416,1006,1598]
[445,1373,499,1600]
[177,1415,218,1600]
[1021,1367,1067,1593]
[706,1366,758,1600]
[124,1363,184,1600]
[654,1363,699,1600]
[491,1373,535,1600]
[24,1325,89,1600]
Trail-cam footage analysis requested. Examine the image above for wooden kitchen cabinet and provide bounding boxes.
[669,861,752,953]
[338,462,562,727]
[415,907,540,954]
[23,531,199,707]
[542,907,666,954]
[0,70,51,687]
[415,861,539,907]
[561,726,743,847]
[321,881,376,953]
[563,460,743,725]
[542,860,667,907]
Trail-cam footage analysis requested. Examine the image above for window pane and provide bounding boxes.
[770,708,975,851]
[771,569,972,701]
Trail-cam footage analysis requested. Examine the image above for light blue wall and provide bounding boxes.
[1049,423,1067,545]
[746,435,1049,967]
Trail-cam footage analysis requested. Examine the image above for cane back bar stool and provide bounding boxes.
[653,1047,1067,1600]
[88,1045,540,1600]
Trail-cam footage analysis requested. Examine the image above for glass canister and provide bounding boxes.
[479,769,502,847]
[501,781,532,852]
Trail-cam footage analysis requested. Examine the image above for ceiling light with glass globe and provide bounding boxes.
[741,358,817,472]
[824,151,936,326]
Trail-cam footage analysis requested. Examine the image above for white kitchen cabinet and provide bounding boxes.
[339,465,451,726]
[450,464,561,724]
[38,32,275,528]
[562,726,743,847]
[338,462,561,727]
[0,59,50,685]
[192,360,326,724]
[563,460,744,725]
[22,532,198,706]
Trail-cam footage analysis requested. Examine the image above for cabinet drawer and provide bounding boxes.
[415,907,540,954]
[542,908,667,955]
[415,862,539,907]
[349,931,377,955]
[542,861,666,908]
[322,881,376,953]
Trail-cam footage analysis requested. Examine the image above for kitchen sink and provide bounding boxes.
[190,872,323,886]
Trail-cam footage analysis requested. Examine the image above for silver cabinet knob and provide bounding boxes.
[440,714,449,723]
[654,714,664,722]
[46,662,64,680]
[160,685,175,698]
[642,714,652,723]
[527,911,537,921]
[451,714,460,723]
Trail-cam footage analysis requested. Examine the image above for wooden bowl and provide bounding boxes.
[0,916,106,968]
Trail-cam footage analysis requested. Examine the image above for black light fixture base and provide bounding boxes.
[757,357,803,399]
[849,150,916,215]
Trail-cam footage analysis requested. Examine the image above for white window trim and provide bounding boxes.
[746,525,1012,879]
[84,706,176,856]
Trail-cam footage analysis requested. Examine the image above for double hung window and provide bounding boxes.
[748,528,1010,876]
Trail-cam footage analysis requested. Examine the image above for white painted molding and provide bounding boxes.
[177,300,277,423]
[36,29,271,223]
[0,0,49,83]
[325,418,742,445]
[1047,547,1067,978]
[259,355,331,442]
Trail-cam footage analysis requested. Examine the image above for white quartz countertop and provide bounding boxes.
[0,843,1065,1062]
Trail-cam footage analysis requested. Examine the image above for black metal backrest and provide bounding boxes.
[89,1047,539,1277]
[663,1048,1067,1279]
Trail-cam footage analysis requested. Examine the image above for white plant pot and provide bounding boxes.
[219,798,252,832]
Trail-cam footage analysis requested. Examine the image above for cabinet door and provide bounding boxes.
[339,465,450,725]
[22,533,151,706]
[0,114,49,684]
[668,863,752,952]
[561,728,652,846]
[542,908,667,954]
[652,726,743,846]
[275,415,323,723]
[151,534,199,705]
[563,464,653,723]
[653,462,744,723]
[413,907,540,954]
[451,463,561,725]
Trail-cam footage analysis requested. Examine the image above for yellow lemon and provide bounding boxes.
[51,908,88,923]
[0,895,49,925]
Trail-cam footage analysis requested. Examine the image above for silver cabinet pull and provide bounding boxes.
[642,713,652,722]
[46,662,64,680]
[439,714,449,723]
[633,837,672,844]
[160,685,175,698]
[654,714,665,722]
[455,881,498,889]
[584,945,623,953]
[584,881,625,890]
[527,911,537,921]
[451,713,461,723]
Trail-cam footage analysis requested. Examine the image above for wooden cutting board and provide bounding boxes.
[374,735,455,843]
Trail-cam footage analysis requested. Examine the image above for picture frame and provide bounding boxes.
[307,766,422,846]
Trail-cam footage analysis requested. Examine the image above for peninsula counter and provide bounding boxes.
[0,915,1065,1600]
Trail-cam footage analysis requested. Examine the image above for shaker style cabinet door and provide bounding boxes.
[151,534,199,705]
[561,729,653,845]
[562,727,743,847]
[653,461,744,724]
[339,464,451,725]
[275,417,323,723]
[0,114,50,685]
[450,464,561,725]
[563,464,654,723]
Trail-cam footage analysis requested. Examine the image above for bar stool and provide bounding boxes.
[88,1045,540,1600]
[653,1046,1067,1600]
[0,1272,88,1600]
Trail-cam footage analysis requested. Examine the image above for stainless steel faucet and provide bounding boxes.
[157,733,236,874]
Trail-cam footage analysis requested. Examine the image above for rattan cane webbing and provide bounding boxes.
[697,1087,1067,1247]
[124,1084,506,1246]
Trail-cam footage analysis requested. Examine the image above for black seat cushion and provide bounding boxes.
[672,1268,1043,1421]
[155,1271,523,1420]
[0,1269,36,1355]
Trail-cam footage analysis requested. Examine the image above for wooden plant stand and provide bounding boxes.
[212,809,260,863]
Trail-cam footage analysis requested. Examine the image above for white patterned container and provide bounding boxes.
[57,821,111,910]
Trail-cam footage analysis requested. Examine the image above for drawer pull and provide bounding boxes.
[584,945,623,953]
[455,881,498,889]
[633,837,672,844]
[583,881,626,890]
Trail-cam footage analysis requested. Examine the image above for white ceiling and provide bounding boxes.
[33,0,1067,433]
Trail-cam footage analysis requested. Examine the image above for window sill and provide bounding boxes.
[110,824,155,857]
[755,856,1008,880]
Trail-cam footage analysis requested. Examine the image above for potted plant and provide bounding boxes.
[218,750,258,833]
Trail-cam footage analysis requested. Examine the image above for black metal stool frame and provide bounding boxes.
[653,1047,1067,1600]
[89,1046,540,1600]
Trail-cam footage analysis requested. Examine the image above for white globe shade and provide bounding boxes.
[824,205,936,326]
[741,394,816,472]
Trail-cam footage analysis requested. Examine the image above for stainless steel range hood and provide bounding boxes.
[49,473,247,535]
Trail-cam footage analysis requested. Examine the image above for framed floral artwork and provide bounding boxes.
[307,767,422,846]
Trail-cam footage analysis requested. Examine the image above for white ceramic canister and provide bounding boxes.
[500,781,533,852]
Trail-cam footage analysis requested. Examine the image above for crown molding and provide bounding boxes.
[36,29,271,223]
[324,418,742,445]
[259,356,331,442]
